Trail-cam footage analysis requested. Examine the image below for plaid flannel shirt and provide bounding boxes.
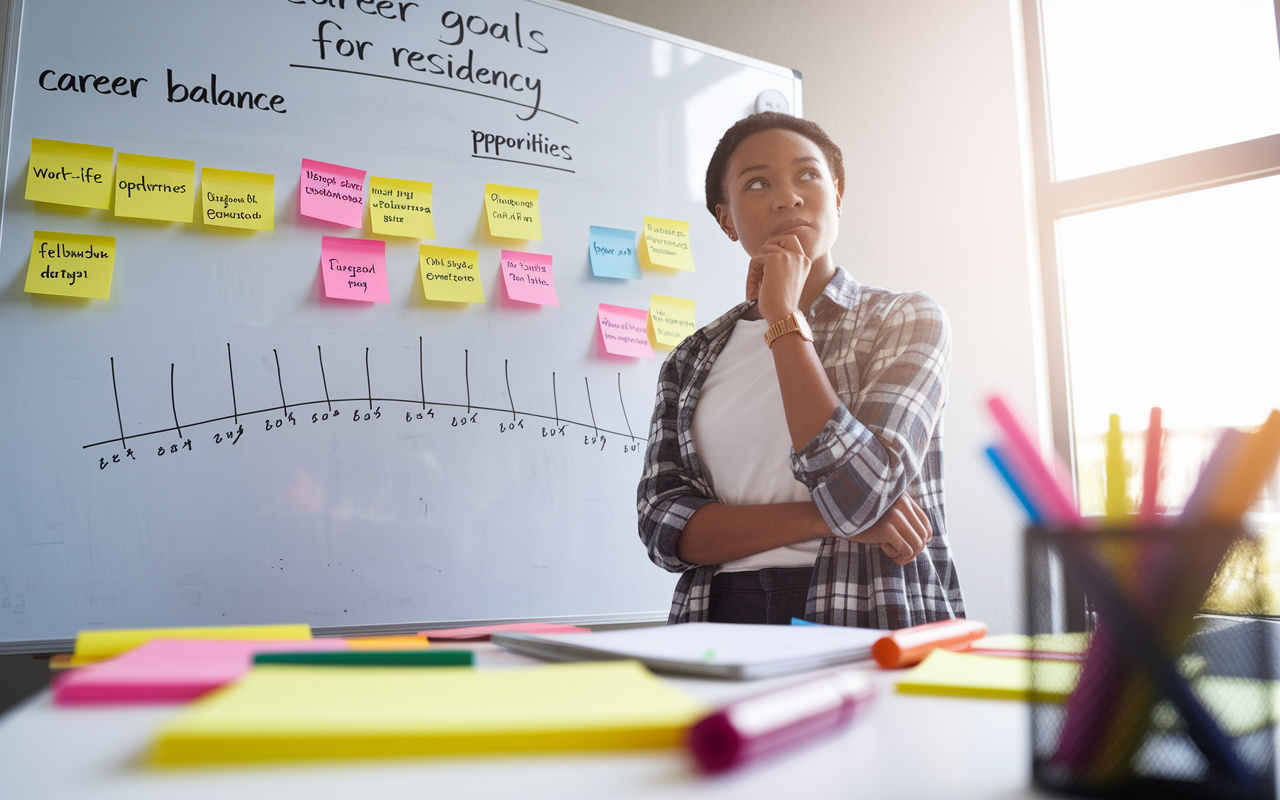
[636,267,965,628]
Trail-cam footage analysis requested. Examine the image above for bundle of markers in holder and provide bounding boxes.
[986,394,1280,799]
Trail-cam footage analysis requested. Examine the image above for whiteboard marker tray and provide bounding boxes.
[493,622,882,680]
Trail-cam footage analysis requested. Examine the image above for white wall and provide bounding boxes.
[568,0,1048,634]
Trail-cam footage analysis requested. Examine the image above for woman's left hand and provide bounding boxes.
[745,234,811,324]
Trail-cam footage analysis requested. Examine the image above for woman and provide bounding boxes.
[637,112,964,628]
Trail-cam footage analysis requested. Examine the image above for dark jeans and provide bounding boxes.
[708,567,812,625]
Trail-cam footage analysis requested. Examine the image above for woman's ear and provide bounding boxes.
[835,178,844,218]
[715,203,738,242]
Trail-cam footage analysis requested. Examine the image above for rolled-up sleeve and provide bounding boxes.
[637,344,715,573]
[790,292,951,538]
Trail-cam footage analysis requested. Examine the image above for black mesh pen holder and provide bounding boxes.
[1026,523,1273,800]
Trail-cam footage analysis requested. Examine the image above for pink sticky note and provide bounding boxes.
[321,236,389,302]
[53,639,348,705]
[418,622,590,642]
[300,158,366,227]
[500,250,558,306]
[598,304,654,359]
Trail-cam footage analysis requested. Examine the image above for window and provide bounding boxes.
[1024,0,1280,615]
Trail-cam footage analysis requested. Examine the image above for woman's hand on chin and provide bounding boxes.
[745,233,811,324]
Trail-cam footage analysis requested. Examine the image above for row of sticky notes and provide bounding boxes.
[588,221,694,276]
[597,296,696,358]
[26,138,274,230]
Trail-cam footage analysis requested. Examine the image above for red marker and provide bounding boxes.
[688,671,876,773]
[871,618,988,669]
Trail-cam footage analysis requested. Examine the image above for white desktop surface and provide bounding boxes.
[0,644,1042,800]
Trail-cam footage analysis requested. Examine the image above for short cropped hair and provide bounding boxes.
[704,112,845,218]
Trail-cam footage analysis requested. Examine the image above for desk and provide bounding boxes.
[0,643,1042,800]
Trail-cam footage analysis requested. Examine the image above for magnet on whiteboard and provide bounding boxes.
[754,89,790,115]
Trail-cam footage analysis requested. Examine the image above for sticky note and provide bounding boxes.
[72,624,313,665]
[598,304,653,359]
[369,177,434,238]
[649,294,696,347]
[150,661,709,765]
[112,153,195,222]
[500,250,557,306]
[641,217,694,271]
[201,168,274,230]
[321,236,388,303]
[419,245,483,303]
[301,159,366,227]
[55,639,347,705]
[25,231,115,299]
[25,138,113,209]
[588,226,641,279]
[485,184,541,240]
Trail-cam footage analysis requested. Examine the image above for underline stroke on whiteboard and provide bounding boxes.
[83,343,638,450]
[288,64,579,125]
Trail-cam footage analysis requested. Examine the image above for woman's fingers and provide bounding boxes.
[898,494,933,543]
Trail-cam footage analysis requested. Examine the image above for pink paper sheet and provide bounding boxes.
[320,236,388,302]
[597,304,653,359]
[54,638,347,705]
[418,622,589,642]
[499,250,558,306]
[300,158,366,227]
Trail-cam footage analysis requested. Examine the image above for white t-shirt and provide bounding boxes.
[689,317,823,574]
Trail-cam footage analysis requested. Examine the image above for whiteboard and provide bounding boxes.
[0,0,801,652]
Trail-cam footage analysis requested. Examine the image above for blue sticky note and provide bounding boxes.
[588,226,642,279]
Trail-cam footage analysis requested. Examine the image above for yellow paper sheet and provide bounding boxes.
[113,153,195,222]
[201,168,274,231]
[484,183,541,240]
[25,231,115,300]
[73,624,311,665]
[649,294,696,348]
[969,633,1089,654]
[420,245,484,303]
[369,177,434,238]
[150,660,707,765]
[345,635,432,651]
[896,649,1079,702]
[25,138,113,209]
[641,216,694,271]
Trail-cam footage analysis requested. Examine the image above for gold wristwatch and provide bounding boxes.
[763,310,814,349]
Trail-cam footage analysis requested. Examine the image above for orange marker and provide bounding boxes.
[872,618,988,669]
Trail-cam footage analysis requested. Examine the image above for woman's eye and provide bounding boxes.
[746,178,768,190]
[800,169,819,180]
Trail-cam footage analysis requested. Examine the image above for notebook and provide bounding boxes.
[492,622,883,679]
[149,660,708,765]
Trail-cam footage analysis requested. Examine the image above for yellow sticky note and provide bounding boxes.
[420,245,484,303]
[114,153,196,222]
[649,294,696,348]
[641,216,694,271]
[200,168,275,231]
[72,624,312,665]
[25,138,113,209]
[25,231,115,299]
[150,661,708,765]
[484,184,541,240]
[369,177,435,238]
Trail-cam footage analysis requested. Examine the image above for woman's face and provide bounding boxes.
[715,128,842,261]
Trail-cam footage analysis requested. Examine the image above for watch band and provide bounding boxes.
[763,311,814,349]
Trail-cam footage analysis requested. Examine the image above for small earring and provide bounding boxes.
[729,233,738,241]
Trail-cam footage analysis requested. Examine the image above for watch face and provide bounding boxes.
[795,312,814,341]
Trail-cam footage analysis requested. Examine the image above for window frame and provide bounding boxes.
[1022,0,1280,483]
[1020,0,1280,627]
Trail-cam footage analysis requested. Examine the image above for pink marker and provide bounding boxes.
[986,394,1081,525]
[689,671,876,772]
